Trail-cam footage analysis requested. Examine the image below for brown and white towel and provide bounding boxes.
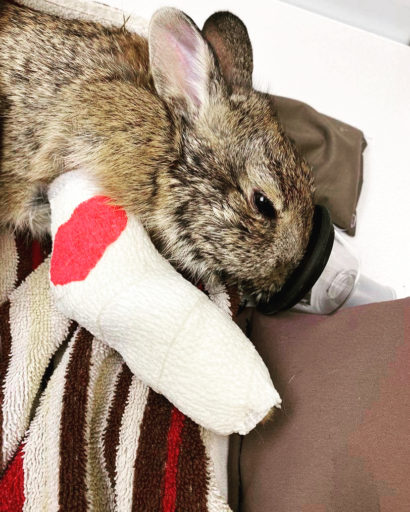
[0,231,232,510]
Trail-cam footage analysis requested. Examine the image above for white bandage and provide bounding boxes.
[48,170,281,435]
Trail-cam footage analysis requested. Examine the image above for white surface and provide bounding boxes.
[105,0,410,298]
[281,0,410,44]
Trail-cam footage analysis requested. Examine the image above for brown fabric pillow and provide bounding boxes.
[270,96,366,235]
[229,298,410,511]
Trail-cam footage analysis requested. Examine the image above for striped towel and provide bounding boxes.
[0,231,232,511]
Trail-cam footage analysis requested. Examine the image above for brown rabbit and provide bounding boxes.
[0,1,314,302]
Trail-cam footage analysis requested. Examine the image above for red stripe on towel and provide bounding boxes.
[31,240,44,271]
[162,408,185,512]
[0,444,25,512]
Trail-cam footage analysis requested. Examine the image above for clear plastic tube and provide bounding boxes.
[292,229,360,314]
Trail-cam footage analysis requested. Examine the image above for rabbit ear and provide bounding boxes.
[202,12,253,92]
[149,8,218,119]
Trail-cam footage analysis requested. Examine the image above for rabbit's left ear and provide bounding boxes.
[202,11,253,92]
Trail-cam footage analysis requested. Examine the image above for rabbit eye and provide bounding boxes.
[253,191,276,219]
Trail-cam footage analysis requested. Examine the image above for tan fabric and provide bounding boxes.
[229,298,410,511]
[271,96,366,235]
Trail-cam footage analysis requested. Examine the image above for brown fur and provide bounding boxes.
[0,2,314,301]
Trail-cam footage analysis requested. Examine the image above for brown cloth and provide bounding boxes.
[229,298,410,511]
[271,96,366,235]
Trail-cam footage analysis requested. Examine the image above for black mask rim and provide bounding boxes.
[257,204,335,315]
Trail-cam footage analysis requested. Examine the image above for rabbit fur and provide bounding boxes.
[0,1,314,301]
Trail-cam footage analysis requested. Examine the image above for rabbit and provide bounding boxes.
[0,1,314,303]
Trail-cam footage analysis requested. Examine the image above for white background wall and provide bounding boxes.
[281,0,410,44]
[107,0,410,298]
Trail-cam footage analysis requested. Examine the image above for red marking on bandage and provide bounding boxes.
[50,196,127,285]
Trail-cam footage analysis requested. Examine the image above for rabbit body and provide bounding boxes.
[0,1,314,300]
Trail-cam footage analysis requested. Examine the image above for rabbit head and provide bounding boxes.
[148,8,315,302]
